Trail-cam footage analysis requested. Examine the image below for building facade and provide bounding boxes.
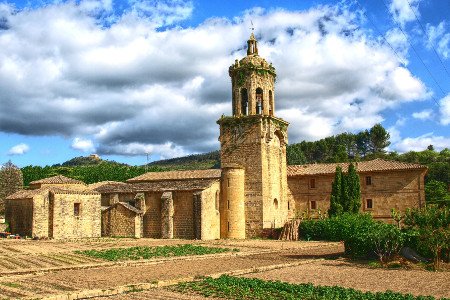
[5,34,427,239]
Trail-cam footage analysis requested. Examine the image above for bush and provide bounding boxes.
[299,213,403,261]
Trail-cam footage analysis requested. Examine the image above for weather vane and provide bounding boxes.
[250,20,255,32]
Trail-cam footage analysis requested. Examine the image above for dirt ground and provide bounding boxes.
[0,238,448,299]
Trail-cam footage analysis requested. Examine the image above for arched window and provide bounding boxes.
[241,88,248,116]
[269,90,273,116]
[256,87,263,114]
[273,198,278,209]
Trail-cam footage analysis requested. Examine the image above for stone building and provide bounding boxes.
[5,34,427,239]
[5,175,101,239]
[287,159,427,222]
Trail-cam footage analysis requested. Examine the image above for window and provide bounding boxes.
[366,199,373,209]
[227,221,230,232]
[241,88,248,116]
[215,191,220,211]
[227,200,230,210]
[74,203,81,216]
[273,198,278,209]
[256,87,263,114]
[227,178,230,187]
[288,201,290,210]
[366,176,372,186]
[310,200,317,210]
[310,178,316,189]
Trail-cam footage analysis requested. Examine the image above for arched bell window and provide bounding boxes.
[256,87,263,114]
[241,88,248,116]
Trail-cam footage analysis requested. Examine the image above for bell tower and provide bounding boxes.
[218,33,289,238]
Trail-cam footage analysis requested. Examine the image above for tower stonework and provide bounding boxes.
[218,33,289,238]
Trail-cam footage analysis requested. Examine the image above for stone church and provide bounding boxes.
[5,34,427,240]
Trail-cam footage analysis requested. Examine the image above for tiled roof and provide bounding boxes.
[88,181,127,190]
[132,179,219,192]
[6,186,99,199]
[127,169,221,183]
[102,202,143,214]
[92,182,135,193]
[49,187,100,195]
[287,158,427,177]
[6,189,47,200]
[30,175,84,185]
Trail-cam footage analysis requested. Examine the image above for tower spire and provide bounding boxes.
[247,30,258,55]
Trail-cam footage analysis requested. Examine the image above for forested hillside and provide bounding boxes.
[16,124,449,203]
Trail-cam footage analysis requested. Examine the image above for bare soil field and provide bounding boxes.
[0,238,448,299]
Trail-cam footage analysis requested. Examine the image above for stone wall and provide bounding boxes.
[172,191,195,239]
[5,198,33,236]
[143,191,163,238]
[218,116,289,237]
[101,204,137,237]
[199,181,220,240]
[287,169,426,221]
[51,192,101,239]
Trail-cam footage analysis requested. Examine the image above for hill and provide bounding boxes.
[148,151,220,170]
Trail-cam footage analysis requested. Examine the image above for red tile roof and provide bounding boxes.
[30,175,84,185]
[287,158,427,177]
[127,169,221,183]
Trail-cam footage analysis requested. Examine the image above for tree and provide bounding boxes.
[329,163,361,217]
[369,124,390,154]
[425,180,450,207]
[328,166,343,217]
[347,163,361,213]
[0,161,23,214]
[427,145,435,151]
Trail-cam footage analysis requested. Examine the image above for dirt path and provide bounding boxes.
[244,259,450,299]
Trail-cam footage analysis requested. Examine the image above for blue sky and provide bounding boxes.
[0,0,449,167]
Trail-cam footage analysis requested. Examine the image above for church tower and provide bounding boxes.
[218,33,289,238]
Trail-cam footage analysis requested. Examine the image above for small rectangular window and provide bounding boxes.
[74,203,81,216]
[227,178,230,187]
[227,200,230,210]
[227,222,230,232]
[366,199,373,209]
[310,178,316,189]
[366,176,372,186]
[310,200,317,210]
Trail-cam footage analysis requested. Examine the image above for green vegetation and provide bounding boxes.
[147,151,220,170]
[300,213,403,261]
[175,275,447,300]
[0,161,23,214]
[75,244,237,261]
[328,163,361,217]
[403,206,450,270]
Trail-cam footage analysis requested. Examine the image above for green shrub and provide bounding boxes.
[300,213,403,260]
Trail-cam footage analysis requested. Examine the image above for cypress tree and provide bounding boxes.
[328,166,343,217]
[347,163,361,213]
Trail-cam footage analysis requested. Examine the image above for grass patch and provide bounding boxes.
[75,244,238,261]
[0,282,22,289]
[174,275,449,300]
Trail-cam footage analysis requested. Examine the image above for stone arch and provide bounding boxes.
[274,130,285,146]
[269,90,274,116]
[241,88,248,116]
[256,87,263,114]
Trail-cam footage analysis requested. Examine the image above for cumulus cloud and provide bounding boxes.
[71,137,96,153]
[394,133,450,152]
[426,21,450,59]
[7,143,30,155]
[389,0,420,27]
[412,109,433,121]
[440,94,450,125]
[0,1,429,157]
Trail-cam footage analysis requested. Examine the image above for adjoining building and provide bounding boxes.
[5,34,427,239]
[5,175,101,239]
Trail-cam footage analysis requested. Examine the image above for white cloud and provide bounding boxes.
[7,143,30,155]
[389,0,420,27]
[0,2,429,157]
[426,21,450,59]
[71,137,95,153]
[412,109,433,121]
[394,133,450,152]
[440,94,450,125]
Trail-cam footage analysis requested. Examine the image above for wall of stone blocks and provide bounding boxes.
[196,181,221,240]
[287,169,426,222]
[143,191,163,238]
[219,116,288,237]
[5,198,33,236]
[50,193,101,239]
[172,191,195,239]
[101,205,136,237]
